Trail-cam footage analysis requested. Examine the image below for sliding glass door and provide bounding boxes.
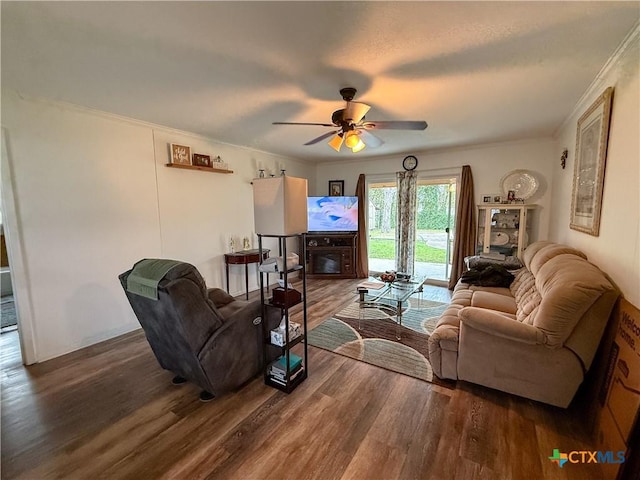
[414,179,456,283]
[367,177,456,283]
[367,181,397,275]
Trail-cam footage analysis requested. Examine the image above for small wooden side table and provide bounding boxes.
[224,249,270,300]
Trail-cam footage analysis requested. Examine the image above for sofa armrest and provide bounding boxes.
[207,299,280,343]
[207,287,236,308]
[459,307,544,345]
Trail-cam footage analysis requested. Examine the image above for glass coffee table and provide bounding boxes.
[357,276,426,339]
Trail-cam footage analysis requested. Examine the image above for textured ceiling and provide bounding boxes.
[2,1,639,162]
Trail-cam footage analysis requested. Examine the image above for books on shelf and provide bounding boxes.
[269,363,303,379]
[272,353,302,373]
[269,372,304,386]
[268,364,304,385]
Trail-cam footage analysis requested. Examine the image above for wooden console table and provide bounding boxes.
[224,249,269,300]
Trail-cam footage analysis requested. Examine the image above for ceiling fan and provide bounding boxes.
[273,87,428,153]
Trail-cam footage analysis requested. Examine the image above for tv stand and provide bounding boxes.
[304,233,357,279]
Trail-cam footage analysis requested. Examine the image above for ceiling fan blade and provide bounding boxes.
[344,102,370,123]
[328,134,344,152]
[362,120,428,130]
[273,121,335,127]
[304,130,339,145]
[358,129,384,148]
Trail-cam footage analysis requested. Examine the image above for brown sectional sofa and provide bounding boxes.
[428,241,619,408]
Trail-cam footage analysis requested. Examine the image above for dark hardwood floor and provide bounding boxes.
[1,278,604,479]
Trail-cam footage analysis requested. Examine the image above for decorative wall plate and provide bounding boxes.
[491,231,510,246]
[500,170,539,200]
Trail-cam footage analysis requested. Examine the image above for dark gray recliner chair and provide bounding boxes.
[119,260,278,401]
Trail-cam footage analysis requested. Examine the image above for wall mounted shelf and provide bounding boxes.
[165,163,233,174]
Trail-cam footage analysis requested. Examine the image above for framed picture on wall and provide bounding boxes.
[169,143,191,165]
[570,87,614,236]
[329,180,344,196]
[192,153,212,167]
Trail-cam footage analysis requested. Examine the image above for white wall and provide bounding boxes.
[549,27,640,306]
[316,138,556,241]
[1,92,314,362]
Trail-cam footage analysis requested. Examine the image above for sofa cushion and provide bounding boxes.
[529,243,588,277]
[509,269,541,324]
[436,304,465,328]
[160,262,225,327]
[471,291,517,314]
[467,285,512,296]
[450,288,473,306]
[530,254,614,347]
[207,288,236,308]
[521,241,554,270]
[510,268,534,301]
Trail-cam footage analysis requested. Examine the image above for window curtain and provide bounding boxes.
[355,174,368,278]
[448,165,476,289]
[395,171,418,275]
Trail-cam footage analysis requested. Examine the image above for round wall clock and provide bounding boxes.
[403,155,418,171]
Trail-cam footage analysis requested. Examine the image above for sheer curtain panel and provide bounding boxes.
[395,171,418,275]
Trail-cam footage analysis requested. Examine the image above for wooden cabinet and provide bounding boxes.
[476,204,537,258]
[258,233,308,393]
[304,233,357,279]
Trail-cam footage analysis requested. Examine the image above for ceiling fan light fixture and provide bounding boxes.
[351,139,366,153]
[328,134,344,152]
[273,87,427,152]
[344,130,360,148]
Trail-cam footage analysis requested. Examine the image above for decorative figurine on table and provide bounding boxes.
[380,271,396,283]
[229,237,236,253]
[243,237,251,250]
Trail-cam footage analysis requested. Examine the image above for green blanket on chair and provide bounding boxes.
[126,259,183,300]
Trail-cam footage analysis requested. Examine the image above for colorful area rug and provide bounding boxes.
[308,296,449,383]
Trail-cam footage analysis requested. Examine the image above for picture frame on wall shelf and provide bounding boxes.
[482,195,493,204]
[169,143,191,165]
[570,87,614,236]
[493,195,503,204]
[329,180,344,196]
[192,153,212,167]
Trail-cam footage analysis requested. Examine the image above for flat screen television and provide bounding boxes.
[307,196,359,233]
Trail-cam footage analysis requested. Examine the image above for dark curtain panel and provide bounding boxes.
[448,165,476,289]
[355,174,369,278]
